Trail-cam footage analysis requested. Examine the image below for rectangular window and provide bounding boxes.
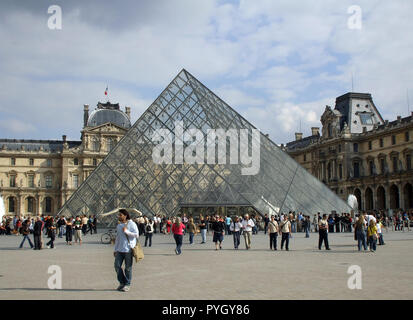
[393,157,398,172]
[369,161,374,175]
[73,174,79,188]
[45,198,52,213]
[10,176,16,187]
[392,135,396,145]
[407,154,412,170]
[29,158,34,166]
[93,158,97,166]
[45,175,53,189]
[380,138,383,148]
[339,164,343,180]
[406,131,410,142]
[11,158,16,166]
[303,154,306,162]
[27,198,34,213]
[28,175,35,188]
[353,143,359,152]
[74,158,79,166]
[338,144,342,153]
[368,141,372,150]
[47,159,52,167]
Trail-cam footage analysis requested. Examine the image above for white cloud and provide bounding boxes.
[0,0,412,146]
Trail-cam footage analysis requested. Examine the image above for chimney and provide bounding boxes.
[311,127,320,136]
[363,127,367,133]
[385,120,389,126]
[125,107,131,119]
[397,116,402,122]
[62,135,67,143]
[83,104,89,127]
[295,132,303,141]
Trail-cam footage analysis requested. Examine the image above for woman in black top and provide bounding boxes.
[211,215,225,250]
[65,218,73,245]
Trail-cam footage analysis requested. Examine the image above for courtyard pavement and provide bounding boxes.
[0,228,412,300]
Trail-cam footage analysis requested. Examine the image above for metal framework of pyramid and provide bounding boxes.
[58,69,350,225]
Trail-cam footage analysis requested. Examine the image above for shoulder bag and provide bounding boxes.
[124,221,144,263]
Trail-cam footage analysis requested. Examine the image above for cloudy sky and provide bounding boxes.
[0,0,412,144]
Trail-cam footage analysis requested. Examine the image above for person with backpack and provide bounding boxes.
[144,218,154,247]
[19,219,34,249]
[268,215,279,251]
[114,209,139,292]
[186,217,197,245]
[318,214,331,250]
[280,215,291,251]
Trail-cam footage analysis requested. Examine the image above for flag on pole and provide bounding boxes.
[104,85,108,96]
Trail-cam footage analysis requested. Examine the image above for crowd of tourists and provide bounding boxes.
[125,209,412,255]
[0,214,97,249]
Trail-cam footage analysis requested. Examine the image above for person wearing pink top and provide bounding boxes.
[172,217,186,255]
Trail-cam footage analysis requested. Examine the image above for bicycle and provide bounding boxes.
[101,229,116,244]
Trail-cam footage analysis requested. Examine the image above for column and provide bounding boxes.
[36,195,41,217]
[385,185,391,211]
[398,183,404,210]
[17,194,22,216]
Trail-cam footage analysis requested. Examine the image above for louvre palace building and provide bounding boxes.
[1,71,411,218]
[285,92,413,212]
[0,102,131,216]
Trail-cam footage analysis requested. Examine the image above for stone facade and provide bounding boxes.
[285,92,413,211]
[0,102,131,216]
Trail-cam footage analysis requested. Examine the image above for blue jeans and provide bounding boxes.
[291,222,296,233]
[114,250,133,286]
[189,232,194,244]
[201,229,207,243]
[174,234,183,254]
[269,233,278,250]
[19,235,34,248]
[233,231,240,248]
[305,226,310,238]
[58,226,65,238]
[144,233,152,247]
[356,230,367,251]
[369,236,377,251]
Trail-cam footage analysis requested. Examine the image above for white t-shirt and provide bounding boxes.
[376,222,382,234]
[365,215,376,225]
[241,219,255,232]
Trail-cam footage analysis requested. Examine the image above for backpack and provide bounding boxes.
[145,224,151,232]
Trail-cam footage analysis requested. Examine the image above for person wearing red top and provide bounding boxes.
[172,217,185,255]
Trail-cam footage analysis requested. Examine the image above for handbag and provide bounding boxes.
[123,222,144,263]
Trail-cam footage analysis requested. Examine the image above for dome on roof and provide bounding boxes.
[87,102,131,129]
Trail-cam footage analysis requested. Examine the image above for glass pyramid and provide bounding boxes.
[58,69,350,226]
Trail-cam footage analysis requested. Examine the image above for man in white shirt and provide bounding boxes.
[114,209,139,292]
[241,214,255,250]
